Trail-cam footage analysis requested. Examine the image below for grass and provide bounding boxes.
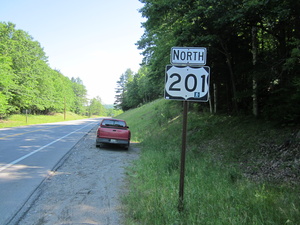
[0,112,88,128]
[117,99,300,225]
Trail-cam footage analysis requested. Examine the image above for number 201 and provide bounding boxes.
[169,73,206,92]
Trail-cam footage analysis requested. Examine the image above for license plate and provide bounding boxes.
[110,139,117,143]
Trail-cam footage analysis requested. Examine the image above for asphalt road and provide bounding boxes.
[0,118,102,225]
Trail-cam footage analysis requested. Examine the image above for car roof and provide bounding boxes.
[102,118,126,122]
[103,118,125,121]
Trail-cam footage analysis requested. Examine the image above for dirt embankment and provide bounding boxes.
[241,130,300,185]
[14,127,140,225]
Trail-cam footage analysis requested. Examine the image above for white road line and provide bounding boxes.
[0,122,96,173]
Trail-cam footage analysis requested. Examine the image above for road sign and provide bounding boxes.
[168,47,210,211]
[165,65,210,102]
[171,47,207,66]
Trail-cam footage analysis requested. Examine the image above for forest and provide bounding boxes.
[0,22,105,117]
[115,0,300,124]
[1,0,299,123]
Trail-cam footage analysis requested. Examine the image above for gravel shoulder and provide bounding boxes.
[14,126,140,225]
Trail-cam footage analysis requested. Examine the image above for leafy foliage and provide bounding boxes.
[88,96,106,116]
[0,22,95,117]
[116,0,300,123]
[114,66,157,111]
[114,69,134,110]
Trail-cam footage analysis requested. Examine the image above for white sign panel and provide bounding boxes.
[165,65,210,102]
[171,47,207,66]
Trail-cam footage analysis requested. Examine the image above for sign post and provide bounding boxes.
[165,47,209,212]
[178,100,188,211]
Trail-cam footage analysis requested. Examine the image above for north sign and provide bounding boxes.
[171,47,207,66]
[165,65,210,102]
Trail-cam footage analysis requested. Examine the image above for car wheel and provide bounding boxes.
[124,141,130,150]
[96,142,103,148]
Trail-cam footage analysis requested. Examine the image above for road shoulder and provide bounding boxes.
[12,126,140,225]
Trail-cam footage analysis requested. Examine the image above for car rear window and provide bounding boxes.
[102,119,126,128]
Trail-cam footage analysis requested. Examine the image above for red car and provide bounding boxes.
[96,119,131,149]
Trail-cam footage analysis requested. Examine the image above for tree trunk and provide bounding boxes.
[252,26,258,117]
[220,39,238,113]
[226,55,238,113]
[213,83,217,114]
[209,87,213,113]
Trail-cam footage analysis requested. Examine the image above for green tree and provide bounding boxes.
[137,0,300,122]
[0,22,89,116]
[10,28,48,111]
[71,77,87,115]
[0,55,15,115]
[114,69,134,110]
[122,66,156,109]
[89,96,105,116]
[35,63,56,112]
[136,66,156,104]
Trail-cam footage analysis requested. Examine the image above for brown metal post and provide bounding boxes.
[178,100,188,212]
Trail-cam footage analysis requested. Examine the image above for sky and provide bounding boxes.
[0,0,146,105]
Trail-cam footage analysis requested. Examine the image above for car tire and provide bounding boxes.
[124,141,130,150]
[96,142,103,148]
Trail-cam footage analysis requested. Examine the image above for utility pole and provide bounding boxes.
[64,96,66,120]
[25,109,28,124]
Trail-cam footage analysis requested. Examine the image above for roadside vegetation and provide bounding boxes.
[0,112,87,129]
[114,0,300,126]
[0,22,109,119]
[117,99,300,225]
[0,107,123,129]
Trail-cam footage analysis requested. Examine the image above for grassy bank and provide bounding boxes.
[0,112,87,128]
[117,99,300,225]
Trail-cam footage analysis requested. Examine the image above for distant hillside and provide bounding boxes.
[104,104,114,109]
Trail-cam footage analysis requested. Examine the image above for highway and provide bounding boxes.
[0,118,102,225]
